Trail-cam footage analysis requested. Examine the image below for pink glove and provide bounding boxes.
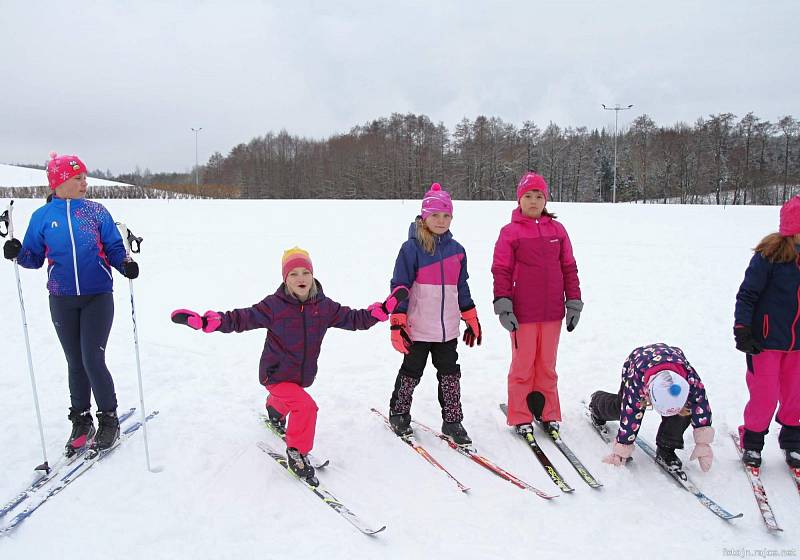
[602,441,634,467]
[460,307,482,347]
[171,309,221,333]
[690,426,715,472]
[368,286,409,321]
[390,313,412,354]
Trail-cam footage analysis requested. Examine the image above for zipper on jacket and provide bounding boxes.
[438,237,446,342]
[535,219,547,317]
[791,288,800,350]
[65,200,81,295]
[300,304,308,384]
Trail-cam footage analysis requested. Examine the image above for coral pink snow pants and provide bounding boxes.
[506,321,562,425]
[266,382,318,454]
[743,350,800,432]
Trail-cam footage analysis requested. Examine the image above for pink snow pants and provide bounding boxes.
[743,350,800,432]
[506,321,562,425]
[266,382,318,454]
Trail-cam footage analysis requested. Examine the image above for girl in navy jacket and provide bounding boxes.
[734,195,800,469]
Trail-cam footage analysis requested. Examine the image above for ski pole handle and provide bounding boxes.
[115,222,143,255]
[0,200,13,238]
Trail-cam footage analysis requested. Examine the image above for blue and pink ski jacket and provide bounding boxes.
[735,251,800,350]
[16,197,128,296]
[390,222,475,342]
[615,344,713,445]
[216,282,378,388]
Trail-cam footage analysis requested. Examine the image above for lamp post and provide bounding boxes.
[191,127,203,187]
[601,104,633,203]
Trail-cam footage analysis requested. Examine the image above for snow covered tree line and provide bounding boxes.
[181,112,796,204]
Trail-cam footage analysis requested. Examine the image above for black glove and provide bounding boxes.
[3,238,21,260]
[122,260,139,279]
[734,325,762,354]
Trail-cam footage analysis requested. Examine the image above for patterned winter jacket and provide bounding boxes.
[615,344,713,445]
[734,251,800,351]
[491,209,580,324]
[16,197,128,296]
[391,221,475,342]
[216,281,378,388]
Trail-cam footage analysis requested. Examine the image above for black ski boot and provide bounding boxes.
[442,421,472,446]
[286,447,318,486]
[742,449,762,467]
[266,405,286,434]
[785,450,800,468]
[90,410,120,454]
[389,413,412,437]
[541,421,560,434]
[65,408,95,457]
[656,446,682,472]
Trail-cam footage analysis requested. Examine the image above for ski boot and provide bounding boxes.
[655,446,682,472]
[785,450,800,468]
[286,447,318,486]
[541,420,560,435]
[515,423,534,436]
[89,410,120,456]
[742,449,762,468]
[442,421,472,446]
[266,405,287,434]
[65,408,95,457]
[389,412,412,437]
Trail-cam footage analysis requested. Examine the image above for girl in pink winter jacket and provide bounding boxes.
[491,172,582,435]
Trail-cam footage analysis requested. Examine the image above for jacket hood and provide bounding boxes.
[511,208,552,225]
[273,279,325,305]
[407,218,453,243]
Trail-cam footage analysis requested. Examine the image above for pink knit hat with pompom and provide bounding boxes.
[516,172,549,202]
[421,183,453,219]
[46,152,87,190]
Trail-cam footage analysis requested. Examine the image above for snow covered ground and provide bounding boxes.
[1,198,797,559]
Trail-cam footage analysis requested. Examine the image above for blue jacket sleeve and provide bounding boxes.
[457,250,475,311]
[99,208,128,273]
[734,253,770,327]
[218,298,274,333]
[391,241,417,314]
[16,210,46,270]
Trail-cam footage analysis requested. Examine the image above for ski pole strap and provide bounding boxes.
[0,200,12,238]
[115,222,143,254]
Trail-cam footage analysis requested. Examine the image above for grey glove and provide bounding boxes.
[493,297,519,332]
[565,299,583,332]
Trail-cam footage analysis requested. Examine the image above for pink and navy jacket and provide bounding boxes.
[16,197,128,296]
[616,344,713,445]
[491,209,580,323]
[216,281,378,388]
[391,222,475,342]
[735,251,800,351]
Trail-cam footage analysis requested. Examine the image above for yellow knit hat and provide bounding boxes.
[281,247,313,279]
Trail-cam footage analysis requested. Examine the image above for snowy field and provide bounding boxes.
[1,198,797,559]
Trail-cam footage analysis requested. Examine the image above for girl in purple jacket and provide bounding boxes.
[171,247,405,485]
[491,172,582,435]
[387,183,481,446]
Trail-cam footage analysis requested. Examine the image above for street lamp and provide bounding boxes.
[602,104,633,203]
[191,127,203,187]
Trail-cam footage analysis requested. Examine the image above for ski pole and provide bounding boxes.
[1,200,50,473]
[115,222,156,472]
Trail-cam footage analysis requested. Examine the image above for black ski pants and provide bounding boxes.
[591,386,692,450]
[49,293,118,413]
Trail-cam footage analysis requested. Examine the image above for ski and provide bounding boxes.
[1,411,159,534]
[258,414,329,469]
[499,404,574,493]
[256,441,385,536]
[370,408,470,493]
[410,419,556,499]
[535,420,603,489]
[792,467,800,497]
[581,401,614,444]
[0,407,136,520]
[634,436,742,522]
[730,433,782,531]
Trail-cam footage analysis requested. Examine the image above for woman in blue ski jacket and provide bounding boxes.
[2,153,139,455]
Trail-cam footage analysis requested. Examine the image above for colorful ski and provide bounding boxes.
[371,408,470,493]
[256,441,385,536]
[499,404,574,493]
[535,420,602,489]
[411,419,557,499]
[259,414,329,469]
[731,433,781,531]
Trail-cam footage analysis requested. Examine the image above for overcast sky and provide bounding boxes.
[1,0,797,174]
